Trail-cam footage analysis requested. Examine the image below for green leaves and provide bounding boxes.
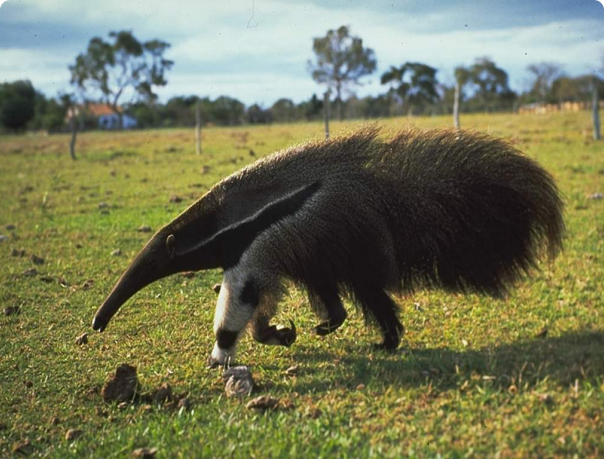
[380,63,439,114]
[69,31,173,111]
[0,80,36,130]
[308,26,376,119]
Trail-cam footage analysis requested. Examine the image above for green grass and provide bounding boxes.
[1,113,603,457]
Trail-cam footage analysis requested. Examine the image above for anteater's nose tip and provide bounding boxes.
[92,315,107,332]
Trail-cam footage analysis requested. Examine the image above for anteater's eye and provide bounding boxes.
[166,234,176,258]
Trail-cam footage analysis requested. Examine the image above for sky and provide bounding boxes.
[0,0,603,107]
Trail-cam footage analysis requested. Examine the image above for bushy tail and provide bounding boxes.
[372,128,564,296]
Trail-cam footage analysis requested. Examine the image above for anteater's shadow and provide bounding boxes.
[289,330,604,394]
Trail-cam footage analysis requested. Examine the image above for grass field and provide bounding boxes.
[1,112,603,457]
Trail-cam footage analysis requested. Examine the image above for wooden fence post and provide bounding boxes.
[593,79,601,141]
[453,81,461,129]
[196,101,202,155]
[323,90,330,140]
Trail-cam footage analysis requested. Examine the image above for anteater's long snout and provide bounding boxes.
[92,261,150,332]
[92,237,168,332]
[92,279,132,332]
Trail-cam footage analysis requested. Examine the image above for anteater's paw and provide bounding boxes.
[207,343,235,368]
[254,320,297,347]
[207,356,221,369]
[313,319,344,336]
[274,320,297,347]
[372,339,400,353]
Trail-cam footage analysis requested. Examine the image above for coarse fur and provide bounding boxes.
[93,127,564,364]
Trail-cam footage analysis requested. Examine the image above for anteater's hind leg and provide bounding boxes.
[308,284,347,336]
[352,284,404,351]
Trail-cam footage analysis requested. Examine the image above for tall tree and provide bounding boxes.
[551,75,604,103]
[527,62,563,103]
[212,96,245,126]
[270,98,297,123]
[308,26,376,120]
[468,57,514,112]
[381,62,439,116]
[70,30,173,130]
[297,94,323,121]
[0,80,36,131]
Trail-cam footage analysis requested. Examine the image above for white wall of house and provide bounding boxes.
[98,114,137,130]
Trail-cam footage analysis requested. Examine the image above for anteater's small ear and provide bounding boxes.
[166,234,176,259]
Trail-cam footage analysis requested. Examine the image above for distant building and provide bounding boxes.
[518,101,604,115]
[66,103,137,130]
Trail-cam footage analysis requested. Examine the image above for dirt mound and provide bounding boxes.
[101,364,138,403]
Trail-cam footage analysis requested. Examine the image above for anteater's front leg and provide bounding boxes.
[208,271,260,367]
[251,314,297,347]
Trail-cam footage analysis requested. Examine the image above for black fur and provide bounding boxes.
[240,279,260,308]
[227,127,564,346]
[95,127,564,352]
[216,329,239,349]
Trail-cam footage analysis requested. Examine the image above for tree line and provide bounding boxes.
[0,27,602,134]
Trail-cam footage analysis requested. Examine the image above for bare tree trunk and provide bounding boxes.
[323,90,330,140]
[195,101,202,155]
[593,79,601,141]
[453,81,461,129]
[69,114,77,160]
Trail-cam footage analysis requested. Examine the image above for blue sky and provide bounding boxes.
[0,0,602,106]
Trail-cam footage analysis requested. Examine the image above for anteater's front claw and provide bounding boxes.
[276,319,297,347]
[207,355,221,368]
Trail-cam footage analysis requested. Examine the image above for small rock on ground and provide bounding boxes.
[22,268,38,277]
[177,397,192,410]
[285,365,299,376]
[538,393,554,405]
[65,429,83,441]
[3,306,21,316]
[137,225,152,233]
[132,447,158,458]
[12,439,33,455]
[75,332,88,345]
[101,364,138,403]
[223,366,254,398]
[153,383,173,404]
[212,283,221,293]
[29,255,44,265]
[246,395,280,411]
[111,249,122,256]
[81,280,94,290]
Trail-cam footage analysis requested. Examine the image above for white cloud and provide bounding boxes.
[1,0,601,105]
[0,48,71,90]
